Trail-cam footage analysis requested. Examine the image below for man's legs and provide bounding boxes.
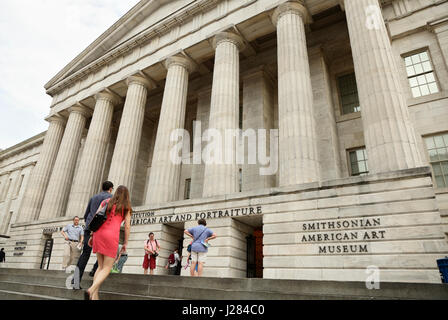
[62,242,71,269]
[90,260,99,276]
[68,242,79,267]
[73,233,92,288]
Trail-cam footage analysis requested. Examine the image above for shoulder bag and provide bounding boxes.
[87,199,110,232]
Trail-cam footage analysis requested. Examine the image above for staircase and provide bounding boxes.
[0,268,447,300]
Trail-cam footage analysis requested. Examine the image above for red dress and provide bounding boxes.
[92,200,125,258]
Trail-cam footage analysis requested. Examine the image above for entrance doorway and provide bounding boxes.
[40,235,53,270]
[246,228,263,278]
[163,222,185,276]
[233,215,263,279]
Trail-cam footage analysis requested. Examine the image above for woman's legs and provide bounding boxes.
[88,253,115,300]
[92,254,104,285]
[190,252,198,277]
[197,262,204,277]
[190,261,198,277]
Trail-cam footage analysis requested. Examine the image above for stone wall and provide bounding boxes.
[4,167,448,283]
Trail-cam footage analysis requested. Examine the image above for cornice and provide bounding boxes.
[0,132,46,161]
[45,0,223,96]
[0,161,37,176]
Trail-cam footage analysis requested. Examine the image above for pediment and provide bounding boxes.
[45,0,195,91]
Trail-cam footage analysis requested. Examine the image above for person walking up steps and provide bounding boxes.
[73,181,114,289]
[85,185,132,300]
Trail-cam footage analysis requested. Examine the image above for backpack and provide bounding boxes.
[168,253,175,265]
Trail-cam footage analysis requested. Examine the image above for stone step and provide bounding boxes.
[0,281,171,300]
[0,289,67,300]
[0,268,447,300]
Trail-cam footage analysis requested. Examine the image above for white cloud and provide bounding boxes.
[0,0,140,150]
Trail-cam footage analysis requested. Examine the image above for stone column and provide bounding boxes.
[39,105,91,220]
[202,32,245,198]
[309,47,342,180]
[190,88,211,199]
[145,56,194,205]
[17,115,66,222]
[108,75,152,192]
[242,68,276,191]
[65,92,120,216]
[343,0,423,173]
[273,1,320,187]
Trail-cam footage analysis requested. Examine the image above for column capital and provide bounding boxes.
[212,32,246,51]
[272,0,311,26]
[68,103,93,119]
[45,113,66,126]
[94,90,122,106]
[164,55,196,74]
[126,75,154,89]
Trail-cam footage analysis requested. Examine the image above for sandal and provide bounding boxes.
[83,290,92,300]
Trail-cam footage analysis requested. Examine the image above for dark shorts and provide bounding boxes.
[143,254,156,270]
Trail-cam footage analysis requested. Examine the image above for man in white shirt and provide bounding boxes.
[165,249,181,275]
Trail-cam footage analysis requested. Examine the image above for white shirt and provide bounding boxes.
[169,252,180,268]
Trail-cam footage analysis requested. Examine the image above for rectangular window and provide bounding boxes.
[348,148,369,176]
[190,119,195,153]
[239,168,243,192]
[184,179,191,200]
[405,51,439,98]
[338,73,361,115]
[424,133,448,188]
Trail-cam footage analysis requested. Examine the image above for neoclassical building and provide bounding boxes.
[1,0,448,282]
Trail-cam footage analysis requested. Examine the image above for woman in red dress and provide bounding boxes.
[86,185,132,300]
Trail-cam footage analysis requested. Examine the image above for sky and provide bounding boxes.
[0,0,140,150]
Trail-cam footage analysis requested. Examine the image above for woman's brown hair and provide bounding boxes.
[107,185,132,217]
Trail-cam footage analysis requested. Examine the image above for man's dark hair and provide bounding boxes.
[73,216,79,220]
[0,248,3,251]
[102,181,114,192]
[198,219,207,226]
[149,232,154,237]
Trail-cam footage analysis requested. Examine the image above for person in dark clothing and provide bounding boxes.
[0,248,5,263]
[72,181,114,290]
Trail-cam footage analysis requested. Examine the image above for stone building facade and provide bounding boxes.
[1,0,448,283]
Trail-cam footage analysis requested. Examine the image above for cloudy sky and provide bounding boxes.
[0,0,140,150]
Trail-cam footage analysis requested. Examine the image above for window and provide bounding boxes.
[190,119,196,153]
[338,73,361,115]
[348,148,369,176]
[424,133,448,188]
[239,168,243,192]
[404,51,439,98]
[184,179,191,200]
